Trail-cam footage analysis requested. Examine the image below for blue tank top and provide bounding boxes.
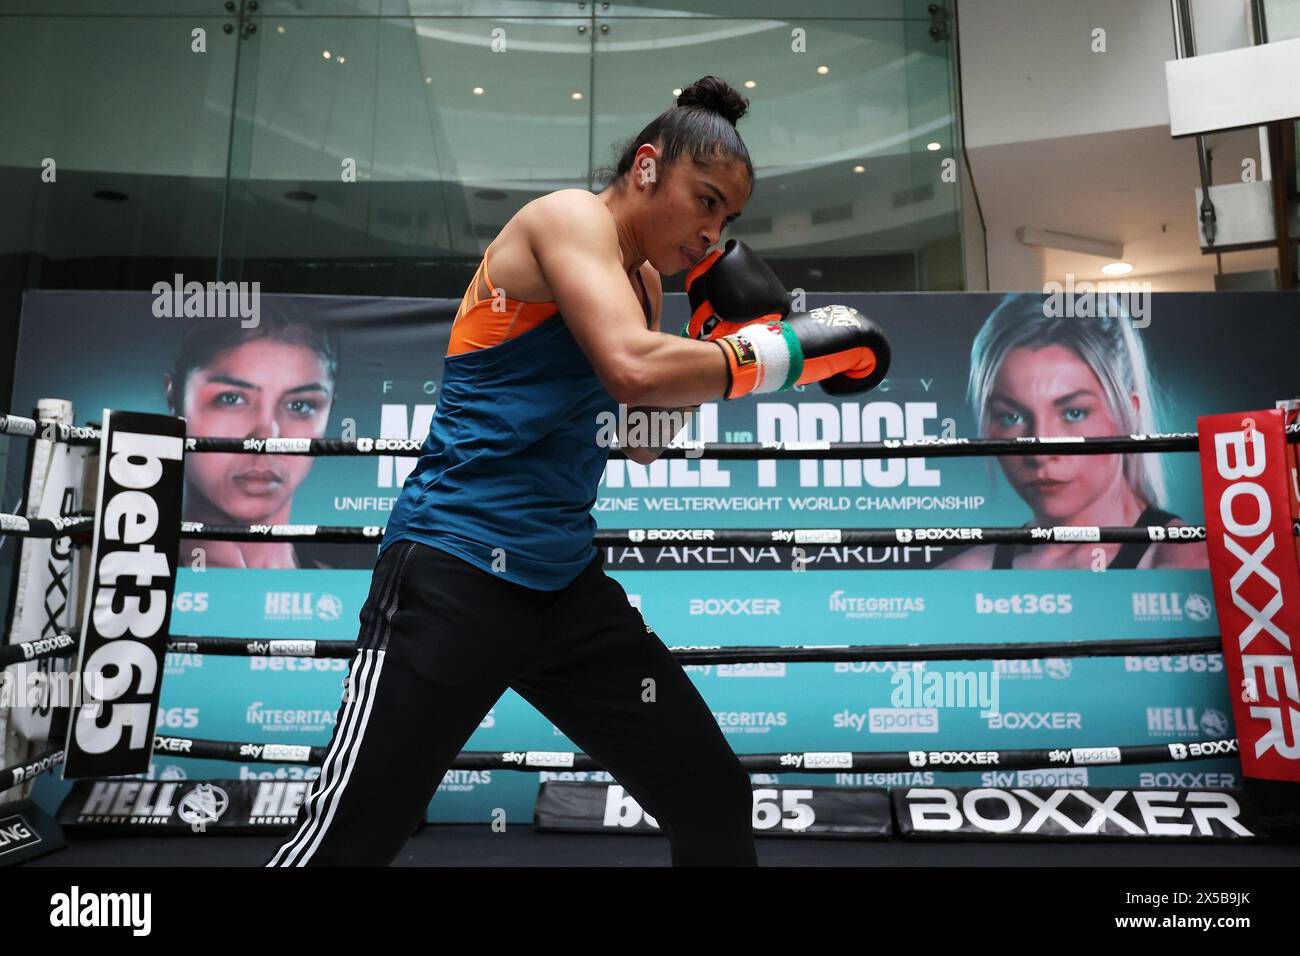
[381,275,650,591]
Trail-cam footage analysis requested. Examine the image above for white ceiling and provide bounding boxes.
[967,124,1280,288]
[957,0,1291,289]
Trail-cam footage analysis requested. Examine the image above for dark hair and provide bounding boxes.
[597,76,754,190]
[166,307,339,415]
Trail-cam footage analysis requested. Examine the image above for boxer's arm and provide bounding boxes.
[622,405,700,464]
[535,192,887,405]
[623,268,691,464]
[533,191,727,407]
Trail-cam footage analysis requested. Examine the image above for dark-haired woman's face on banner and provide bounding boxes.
[173,337,334,535]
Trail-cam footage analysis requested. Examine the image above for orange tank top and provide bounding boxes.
[447,252,652,356]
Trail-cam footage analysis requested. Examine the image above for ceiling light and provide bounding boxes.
[743,80,756,89]
[571,91,583,100]
[1101,262,1133,276]
[926,141,941,151]
[322,50,331,59]
[852,165,865,173]
[816,65,829,75]
[472,86,484,95]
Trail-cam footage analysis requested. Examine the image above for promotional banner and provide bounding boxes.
[894,786,1262,839]
[64,411,185,778]
[58,778,297,833]
[1197,409,1300,782]
[535,781,893,838]
[9,288,1299,822]
[1279,399,1300,567]
[0,800,64,864]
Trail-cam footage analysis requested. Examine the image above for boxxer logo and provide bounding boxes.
[355,438,421,454]
[1168,739,1239,760]
[1215,431,1287,648]
[896,528,982,543]
[909,751,999,767]
[903,788,1251,837]
[689,598,780,616]
[1207,418,1300,765]
[1147,525,1206,541]
[628,529,716,542]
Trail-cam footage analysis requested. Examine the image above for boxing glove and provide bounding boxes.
[714,305,891,399]
[680,239,789,341]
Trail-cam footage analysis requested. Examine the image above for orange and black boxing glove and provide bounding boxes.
[683,239,890,398]
[714,306,891,400]
[681,239,790,341]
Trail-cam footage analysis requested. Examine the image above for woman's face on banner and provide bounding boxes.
[178,338,334,522]
[985,344,1128,519]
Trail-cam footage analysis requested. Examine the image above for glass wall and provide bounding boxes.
[0,0,964,321]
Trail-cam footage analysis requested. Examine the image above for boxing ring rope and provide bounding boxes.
[5,513,1282,549]
[159,634,1222,663]
[0,406,1285,810]
[0,414,98,445]
[0,619,1231,794]
[1,734,1241,792]
[0,634,78,668]
[173,522,1222,546]
[5,410,1298,458]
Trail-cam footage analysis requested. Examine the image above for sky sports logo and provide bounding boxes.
[981,768,1089,788]
[834,709,940,733]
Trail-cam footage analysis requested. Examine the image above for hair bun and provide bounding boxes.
[676,76,748,125]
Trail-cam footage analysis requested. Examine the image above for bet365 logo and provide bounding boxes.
[975,593,1072,614]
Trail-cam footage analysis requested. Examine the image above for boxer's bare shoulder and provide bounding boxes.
[474,191,616,305]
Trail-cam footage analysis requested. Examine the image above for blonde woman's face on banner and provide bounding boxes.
[179,339,334,523]
[985,344,1128,520]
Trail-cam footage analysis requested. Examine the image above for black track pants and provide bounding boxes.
[265,540,757,867]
